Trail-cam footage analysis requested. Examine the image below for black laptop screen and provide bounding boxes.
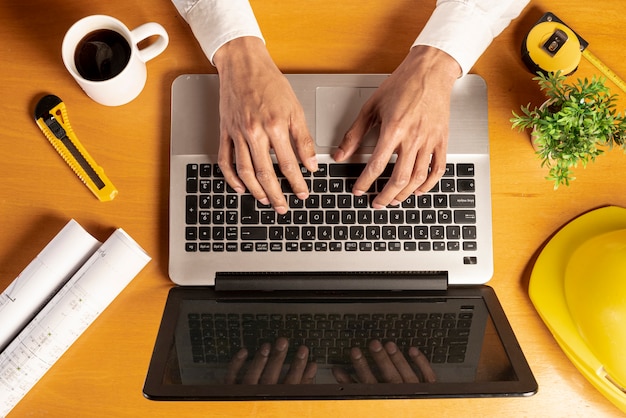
[143,286,536,400]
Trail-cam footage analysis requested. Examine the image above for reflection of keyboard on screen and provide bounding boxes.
[183,162,478,255]
[187,308,474,366]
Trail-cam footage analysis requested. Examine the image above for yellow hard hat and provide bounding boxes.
[565,229,626,390]
[530,206,626,413]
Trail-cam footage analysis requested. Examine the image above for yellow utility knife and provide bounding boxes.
[35,95,118,201]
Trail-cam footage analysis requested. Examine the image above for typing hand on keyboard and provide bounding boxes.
[332,46,462,209]
[213,38,318,215]
[213,42,461,214]
[224,337,436,385]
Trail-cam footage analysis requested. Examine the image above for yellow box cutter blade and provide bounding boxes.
[34,95,118,201]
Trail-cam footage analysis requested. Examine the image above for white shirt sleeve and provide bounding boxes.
[171,0,529,73]
[171,0,264,65]
[413,0,530,75]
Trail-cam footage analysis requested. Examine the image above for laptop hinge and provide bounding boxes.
[214,271,448,292]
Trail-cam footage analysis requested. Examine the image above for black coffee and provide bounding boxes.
[74,29,131,81]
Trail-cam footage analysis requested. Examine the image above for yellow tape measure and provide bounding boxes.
[522,14,582,75]
[522,12,626,95]
[35,95,118,202]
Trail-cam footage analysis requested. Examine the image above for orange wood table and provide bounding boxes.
[1,1,625,416]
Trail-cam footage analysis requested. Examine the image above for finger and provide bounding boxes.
[351,129,398,206]
[384,342,419,383]
[409,347,437,383]
[333,105,374,162]
[368,339,403,383]
[353,151,394,205]
[269,124,310,200]
[242,342,271,385]
[225,348,248,384]
[259,337,290,384]
[415,148,447,195]
[350,347,378,384]
[246,141,290,214]
[217,132,247,195]
[283,344,310,384]
[290,111,319,173]
[386,152,429,205]
[219,132,271,206]
[373,147,418,208]
[331,366,355,384]
[301,362,318,384]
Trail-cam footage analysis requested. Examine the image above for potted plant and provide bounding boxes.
[511,71,626,188]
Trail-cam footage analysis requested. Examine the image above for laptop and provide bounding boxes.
[143,74,537,400]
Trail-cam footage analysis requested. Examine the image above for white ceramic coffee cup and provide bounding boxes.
[62,15,168,106]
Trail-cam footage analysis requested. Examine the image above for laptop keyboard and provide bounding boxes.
[184,162,478,256]
[187,309,474,366]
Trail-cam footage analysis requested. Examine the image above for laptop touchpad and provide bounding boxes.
[315,87,379,149]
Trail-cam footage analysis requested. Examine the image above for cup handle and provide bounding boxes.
[130,22,169,63]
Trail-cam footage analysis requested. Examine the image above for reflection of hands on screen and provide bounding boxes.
[333,339,436,384]
[225,337,436,384]
[225,337,317,384]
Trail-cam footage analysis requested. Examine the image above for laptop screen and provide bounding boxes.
[143,286,537,400]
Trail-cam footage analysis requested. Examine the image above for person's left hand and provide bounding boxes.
[225,337,318,384]
[333,45,461,208]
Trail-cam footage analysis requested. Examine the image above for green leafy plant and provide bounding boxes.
[511,71,626,188]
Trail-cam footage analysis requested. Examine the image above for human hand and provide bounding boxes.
[225,337,318,384]
[332,340,436,383]
[213,37,318,214]
[334,46,462,209]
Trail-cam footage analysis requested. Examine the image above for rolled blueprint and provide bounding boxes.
[0,225,151,417]
[0,219,100,352]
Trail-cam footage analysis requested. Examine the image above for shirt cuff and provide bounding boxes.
[412,2,496,76]
[184,0,265,65]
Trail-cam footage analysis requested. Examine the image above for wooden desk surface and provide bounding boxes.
[1,1,625,416]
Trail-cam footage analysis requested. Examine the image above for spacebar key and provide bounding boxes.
[241,227,267,240]
[329,163,365,177]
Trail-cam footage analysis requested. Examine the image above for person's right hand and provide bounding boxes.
[213,37,318,214]
[333,340,437,383]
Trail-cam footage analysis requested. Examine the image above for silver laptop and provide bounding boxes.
[143,74,537,400]
[168,74,493,288]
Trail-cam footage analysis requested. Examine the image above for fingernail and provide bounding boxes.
[274,206,287,214]
[260,197,270,206]
[308,157,319,172]
[353,189,365,196]
[296,192,309,200]
[275,338,288,351]
[333,149,345,161]
[296,346,308,359]
[234,186,245,194]
[372,202,385,209]
[369,340,383,352]
[260,344,271,356]
[390,199,400,206]
[385,342,398,354]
